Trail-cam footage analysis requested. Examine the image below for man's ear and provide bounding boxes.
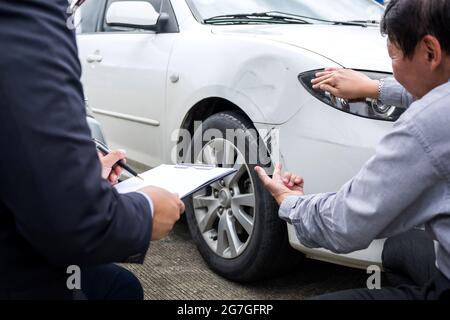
[422,35,442,70]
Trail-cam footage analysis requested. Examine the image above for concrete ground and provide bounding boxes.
[123,221,369,300]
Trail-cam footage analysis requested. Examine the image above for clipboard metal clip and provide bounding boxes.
[175,163,217,170]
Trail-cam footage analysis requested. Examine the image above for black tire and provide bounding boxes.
[184,111,303,282]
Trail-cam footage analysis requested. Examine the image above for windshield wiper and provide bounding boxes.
[260,11,369,27]
[344,19,380,25]
[204,11,370,27]
[203,12,312,25]
[332,20,368,27]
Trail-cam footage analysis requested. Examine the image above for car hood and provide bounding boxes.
[212,24,392,73]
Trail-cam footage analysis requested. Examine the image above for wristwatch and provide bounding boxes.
[369,78,385,109]
[377,78,385,99]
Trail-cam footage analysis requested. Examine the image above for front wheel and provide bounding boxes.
[184,111,302,282]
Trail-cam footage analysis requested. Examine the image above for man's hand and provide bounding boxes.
[98,150,127,185]
[138,186,185,241]
[255,163,304,205]
[311,68,380,100]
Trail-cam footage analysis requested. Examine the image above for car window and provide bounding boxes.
[101,0,179,33]
[76,0,106,34]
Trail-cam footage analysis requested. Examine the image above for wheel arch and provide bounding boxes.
[179,97,254,136]
[172,97,276,166]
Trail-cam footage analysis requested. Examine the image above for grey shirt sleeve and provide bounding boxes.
[279,118,440,254]
[379,77,415,109]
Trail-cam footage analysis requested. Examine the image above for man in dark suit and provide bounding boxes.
[0,0,184,299]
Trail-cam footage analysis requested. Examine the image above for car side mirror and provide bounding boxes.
[106,1,168,32]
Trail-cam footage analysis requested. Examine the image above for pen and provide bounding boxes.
[93,139,145,181]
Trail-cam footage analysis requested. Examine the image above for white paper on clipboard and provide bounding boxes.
[114,164,238,199]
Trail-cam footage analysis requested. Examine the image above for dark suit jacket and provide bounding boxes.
[0,0,152,299]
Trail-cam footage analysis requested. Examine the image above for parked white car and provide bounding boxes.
[76,0,402,281]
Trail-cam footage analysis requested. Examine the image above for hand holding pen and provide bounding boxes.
[97,149,127,185]
[94,139,144,183]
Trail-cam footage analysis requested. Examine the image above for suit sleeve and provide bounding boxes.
[0,0,152,266]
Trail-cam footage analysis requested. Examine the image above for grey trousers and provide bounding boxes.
[314,230,450,300]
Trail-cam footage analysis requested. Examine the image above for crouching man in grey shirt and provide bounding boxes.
[256,0,450,300]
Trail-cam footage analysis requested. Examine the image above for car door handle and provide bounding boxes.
[86,54,103,64]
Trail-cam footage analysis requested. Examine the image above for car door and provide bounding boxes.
[77,0,179,167]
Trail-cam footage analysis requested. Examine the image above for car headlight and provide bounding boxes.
[298,70,405,122]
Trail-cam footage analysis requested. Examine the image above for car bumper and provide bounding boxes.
[257,96,395,267]
[288,225,385,269]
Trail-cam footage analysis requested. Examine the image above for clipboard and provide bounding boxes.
[114,164,238,199]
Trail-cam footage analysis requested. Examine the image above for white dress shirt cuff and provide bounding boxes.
[136,192,154,217]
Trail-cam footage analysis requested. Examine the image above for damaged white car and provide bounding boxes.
[76,0,401,281]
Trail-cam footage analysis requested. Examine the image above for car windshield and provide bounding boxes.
[187,0,384,24]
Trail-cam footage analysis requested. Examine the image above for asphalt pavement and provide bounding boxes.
[123,221,369,300]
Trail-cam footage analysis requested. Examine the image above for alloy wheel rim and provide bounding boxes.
[193,138,256,259]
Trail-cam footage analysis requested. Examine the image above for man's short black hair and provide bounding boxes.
[381,0,450,58]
